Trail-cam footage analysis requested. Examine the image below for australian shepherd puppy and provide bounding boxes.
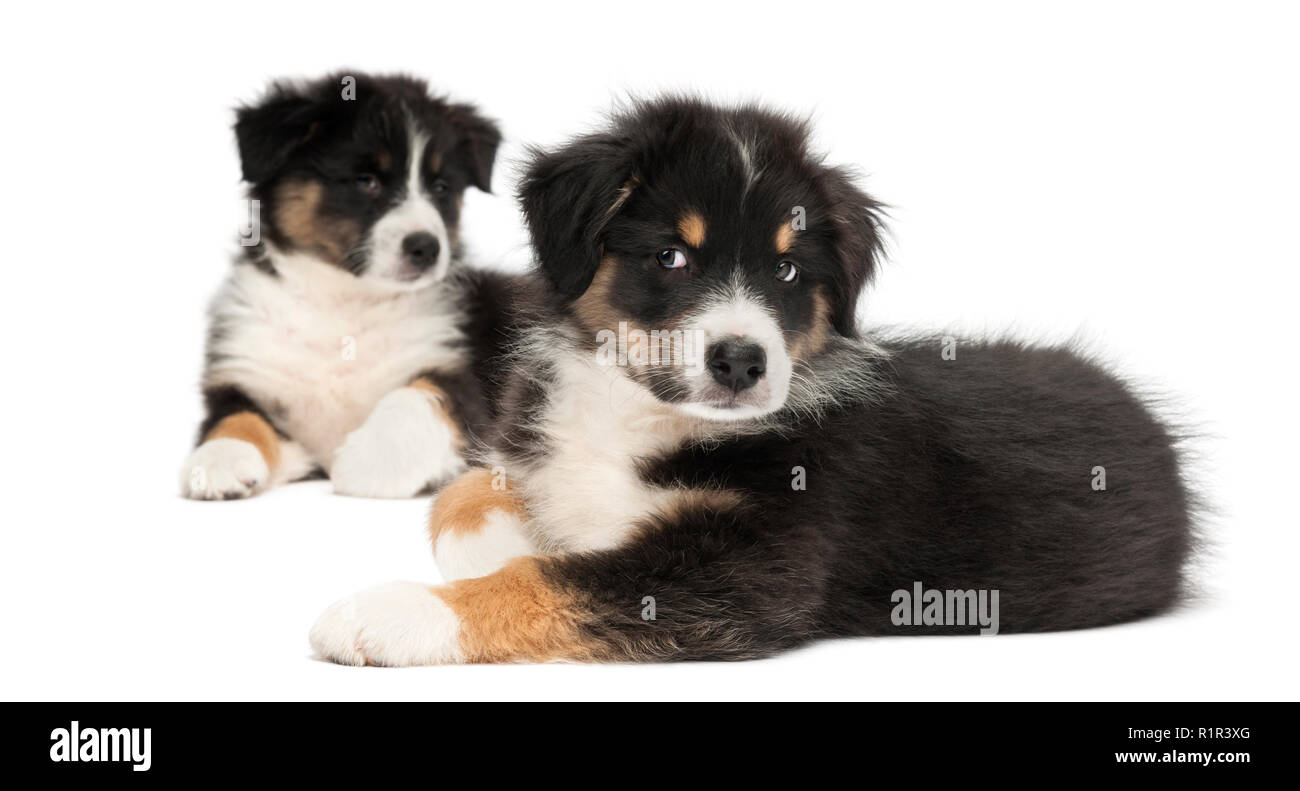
[309,98,1193,664]
[182,73,501,500]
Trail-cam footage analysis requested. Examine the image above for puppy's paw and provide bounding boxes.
[309,582,463,667]
[330,387,467,499]
[180,438,269,500]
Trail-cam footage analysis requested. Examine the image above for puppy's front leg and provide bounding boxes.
[330,378,467,499]
[429,468,535,582]
[308,558,583,666]
[310,492,819,665]
[182,387,312,500]
[182,413,278,500]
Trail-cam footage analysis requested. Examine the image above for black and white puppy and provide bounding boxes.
[182,73,501,500]
[309,98,1194,665]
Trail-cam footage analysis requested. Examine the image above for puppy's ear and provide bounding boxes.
[518,135,637,300]
[820,167,886,337]
[234,91,328,185]
[447,105,502,193]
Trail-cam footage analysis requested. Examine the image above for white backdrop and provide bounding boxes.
[1,0,1296,700]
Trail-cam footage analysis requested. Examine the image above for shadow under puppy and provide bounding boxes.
[182,73,501,500]
[310,97,1193,664]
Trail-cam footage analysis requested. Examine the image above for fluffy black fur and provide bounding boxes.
[470,97,1194,659]
[623,338,1191,643]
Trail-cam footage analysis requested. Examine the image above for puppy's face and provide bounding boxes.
[521,99,883,421]
[236,74,500,289]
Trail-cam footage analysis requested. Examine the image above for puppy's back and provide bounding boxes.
[839,337,1195,633]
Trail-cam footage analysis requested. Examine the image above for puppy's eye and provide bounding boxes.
[431,179,449,194]
[356,174,381,194]
[775,260,799,283]
[657,248,688,270]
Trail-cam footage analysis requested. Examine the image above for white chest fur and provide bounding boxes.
[515,355,702,553]
[203,253,464,466]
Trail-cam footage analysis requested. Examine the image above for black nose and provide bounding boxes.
[401,232,441,269]
[707,339,767,393]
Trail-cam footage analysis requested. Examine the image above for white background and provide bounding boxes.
[2,0,1296,701]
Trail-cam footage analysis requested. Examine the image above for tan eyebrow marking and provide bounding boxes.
[775,221,797,254]
[678,211,707,248]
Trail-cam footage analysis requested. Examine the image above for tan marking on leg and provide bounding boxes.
[678,211,707,248]
[431,490,744,664]
[205,412,281,470]
[409,378,466,452]
[428,468,528,543]
[775,221,797,254]
[788,287,832,361]
[409,377,444,397]
[273,179,360,263]
[435,557,592,663]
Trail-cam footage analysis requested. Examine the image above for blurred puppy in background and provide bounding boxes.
[182,73,500,500]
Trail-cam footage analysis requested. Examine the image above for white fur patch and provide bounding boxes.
[724,122,762,197]
[309,581,463,667]
[511,351,698,553]
[272,440,317,486]
[679,277,792,420]
[331,386,466,499]
[180,438,268,500]
[434,507,535,582]
[204,252,464,467]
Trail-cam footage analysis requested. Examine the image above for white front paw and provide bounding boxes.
[180,438,268,500]
[330,387,466,499]
[309,582,464,667]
